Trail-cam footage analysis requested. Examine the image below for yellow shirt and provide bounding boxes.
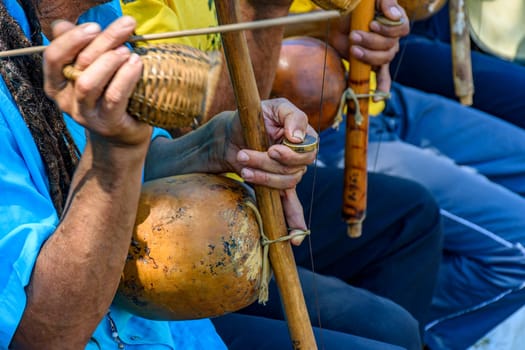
[290,0,319,12]
[290,0,385,116]
[120,0,221,51]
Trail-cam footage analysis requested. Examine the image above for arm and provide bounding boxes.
[12,14,315,347]
[145,101,316,190]
[12,17,151,347]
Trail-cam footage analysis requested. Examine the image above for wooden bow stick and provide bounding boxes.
[0,11,339,58]
[449,0,474,105]
[214,1,317,349]
[343,0,375,238]
[398,0,473,105]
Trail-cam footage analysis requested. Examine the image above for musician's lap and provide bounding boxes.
[222,165,442,350]
[237,265,426,350]
[213,312,407,350]
[323,83,525,349]
[293,170,443,330]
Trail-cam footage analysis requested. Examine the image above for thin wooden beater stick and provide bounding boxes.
[0,11,339,58]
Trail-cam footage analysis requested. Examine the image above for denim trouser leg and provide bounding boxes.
[380,84,525,195]
[234,172,443,350]
[391,2,525,129]
[212,310,407,350]
[233,266,422,350]
[362,84,525,348]
[391,37,525,129]
[294,170,443,330]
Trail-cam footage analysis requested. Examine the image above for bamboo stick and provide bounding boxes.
[343,0,375,238]
[449,0,474,105]
[0,11,339,58]
[214,1,317,349]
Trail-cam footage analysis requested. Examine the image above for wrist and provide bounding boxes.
[87,136,150,174]
[208,111,239,174]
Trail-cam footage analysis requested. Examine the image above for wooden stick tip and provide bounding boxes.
[347,222,362,238]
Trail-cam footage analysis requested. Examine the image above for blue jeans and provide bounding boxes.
[215,172,443,350]
[213,310,406,350]
[318,83,525,349]
[391,1,525,128]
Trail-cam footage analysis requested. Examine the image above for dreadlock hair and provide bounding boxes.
[0,0,79,215]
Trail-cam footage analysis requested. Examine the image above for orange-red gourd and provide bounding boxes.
[271,36,346,132]
[116,173,263,320]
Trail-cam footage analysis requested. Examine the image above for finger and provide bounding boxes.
[370,17,409,38]
[371,0,410,38]
[350,40,399,67]
[269,143,317,166]
[262,98,311,144]
[239,165,306,190]
[374,64,392,101]
[101,52,143,116]
[377,0,405,21]
[49,19,76,39]
[280,189,308,246]
[97,52,151,145]
[44,22,101,97]
[74,16,137,71]
[239,144,315,170]
[72,46,132,116]
[350,30,398,52]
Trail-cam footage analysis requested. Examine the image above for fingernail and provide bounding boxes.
[350,32,362,43]
[115,46,130,55]
[292,129,305,141]
[370,21,381,32]
[269,149,280,159]
[128,53,141,64]
[51,19,66,29]
[390,6,402,18]
[241,168,254,180]
[237,151,249,162]
[351,46,364,58]
[120,16,137,28]
[290,229,305,246]
[83,23,101,34]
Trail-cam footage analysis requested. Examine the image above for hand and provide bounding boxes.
[327,0,409,95]
[226,98,317,244]
[226,98,317,188]
[43,16,152,147]
[351,0,409,95]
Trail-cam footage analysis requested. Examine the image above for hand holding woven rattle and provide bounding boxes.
[63,43,222,131]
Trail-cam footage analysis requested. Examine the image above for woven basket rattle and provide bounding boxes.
[63,43,222,131]
[311,0,362,14]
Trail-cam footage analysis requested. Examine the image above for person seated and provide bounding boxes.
[0,0,441,349]
[280,1,525,348]
[119,0,443,349]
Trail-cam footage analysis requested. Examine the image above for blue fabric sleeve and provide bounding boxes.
[0,1,209,348]
[0,83,59,347]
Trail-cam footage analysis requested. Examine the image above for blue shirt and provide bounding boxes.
[0,0,226,348]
